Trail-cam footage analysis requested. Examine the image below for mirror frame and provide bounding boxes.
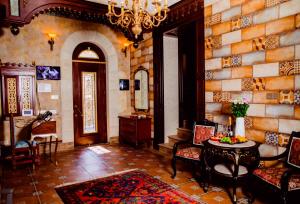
[133,66,150,113]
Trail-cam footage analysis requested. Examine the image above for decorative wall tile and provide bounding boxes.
[231,66,253,78]
[265,131,279,146]
[265,76,294,90]
[212,35,222,49]
[222,79,242,91]
[222,57,231,68]
[242,78,253,91]
[279,0,300,18]
[205,71,214,80]
[265,35,279,49]
[280,29,300,47]
[222,5,241,22]
[253,78,266,91]
[266,0,287,8]
[213,92,222,102]
[242,51,265,66]
[266,92,279,100]
[205,37,214,49]
[231,55,242,67]
[253,62,279,77]
[222,30,242,46]
[266,46,294,63]
[253,37,266,51]
[266,15,295,35]
[231,17,241,31]
[280,60,300,75]
[242,24,266,40]
[266,105,294,117]
[279,90,294,104]
[295,90,300,105]
[244,117,253,129]
[231,91,253,102]
[278,133,290,147]
[242,0,265,15]
[241,15,253,28]
[279,119,300,134]
[253,5,279,24]
[253,117,279,132]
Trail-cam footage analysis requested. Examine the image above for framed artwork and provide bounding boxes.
[36,66,60,80]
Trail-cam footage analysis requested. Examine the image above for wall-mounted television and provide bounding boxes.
[36,66,60,80]
[119,79,129,90]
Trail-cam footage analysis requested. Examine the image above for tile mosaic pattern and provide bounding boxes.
[280,60,300,76]
[279,133,290,147]
[222,56,231,68]
[244,117,253,129]
[242,78,253,91]
[213,92,231,102]
[205,36,222,49]
[222,55,242,68]
[253,78,266,91]
[265,0,288,8]
[241,15,253,28]
[279,90,294,104]
[265,131,279,146]
[231,17,241,31]
[265,35,279,49]
[205,71,214,80]
[266,92,279,100]
[253,37,266,51]
[295,90,300,105]
[231,15,253,31]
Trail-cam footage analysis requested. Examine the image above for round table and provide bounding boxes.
[202,139,260,204]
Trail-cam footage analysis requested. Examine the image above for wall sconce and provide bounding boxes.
[48,33,56,51]
[121,43,129,57]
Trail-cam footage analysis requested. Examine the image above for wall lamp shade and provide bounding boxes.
[122,43,129,57]
[48,33,56,51]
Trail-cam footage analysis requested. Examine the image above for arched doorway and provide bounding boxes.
[72,42,107,145]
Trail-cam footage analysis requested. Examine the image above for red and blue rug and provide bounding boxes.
[55,169,202,203]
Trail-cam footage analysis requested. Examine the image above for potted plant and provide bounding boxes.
[231,97,250,137]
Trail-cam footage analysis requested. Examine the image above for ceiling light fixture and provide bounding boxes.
[107,0,169,39]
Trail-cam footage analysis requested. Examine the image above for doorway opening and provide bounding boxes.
[72,42,107,146]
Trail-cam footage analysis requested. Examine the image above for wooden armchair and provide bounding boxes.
[171,119,218,179]
[252,131,300,204]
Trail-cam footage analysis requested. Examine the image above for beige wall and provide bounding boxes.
[0,15,132,146]
[204,0,300,145]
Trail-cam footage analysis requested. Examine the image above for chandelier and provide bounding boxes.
[107,0,169,39]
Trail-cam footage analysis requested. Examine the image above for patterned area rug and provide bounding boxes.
[55,169,203,203]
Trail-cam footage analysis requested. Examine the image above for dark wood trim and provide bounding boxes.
[133,66,150,113]
[153,0,204,149]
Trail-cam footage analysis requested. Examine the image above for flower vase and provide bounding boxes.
[235,117,245,137]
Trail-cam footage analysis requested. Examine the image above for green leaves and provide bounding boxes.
[231,103,249,117]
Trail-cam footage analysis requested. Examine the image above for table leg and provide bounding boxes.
[54,137,58,166]
[49,136,52,162]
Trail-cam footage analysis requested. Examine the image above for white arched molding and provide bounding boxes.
[60,31,120,144]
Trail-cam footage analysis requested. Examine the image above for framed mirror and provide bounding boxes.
[134,66,149,112]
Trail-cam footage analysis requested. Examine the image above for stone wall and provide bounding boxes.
[0,15,131,147]
[130,33,154,131]
[204,0,300,144]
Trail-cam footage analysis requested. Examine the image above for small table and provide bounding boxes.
[202,139,260,204]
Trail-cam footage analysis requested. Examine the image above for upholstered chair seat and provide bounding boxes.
[175,147,201,160]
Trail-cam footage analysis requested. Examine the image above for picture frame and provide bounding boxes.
[36,66,61,80]
[119,79,129,90]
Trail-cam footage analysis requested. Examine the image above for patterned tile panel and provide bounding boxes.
[231,17,241,31]
[231,55,242,67]
[266,92,279,100]
[253,37,266,51]
[213,92,231,103]
[265,35,279,49]
[205,71,214,80]
[253,78,266,91]
[279,60,300,76]
[278,133,290,147]
[241,15,253,28]
[295,90,300,105]
[279,90,294,104]
[213,92,222,102]
[212,35,222,49]
[222,56,231,68]
[265,131,279,146]
[244,117,253,129]
[206,13,221,28]
[242,78,253,91]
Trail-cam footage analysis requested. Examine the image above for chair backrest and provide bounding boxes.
[193,119,218,145]
[287,131,300,169]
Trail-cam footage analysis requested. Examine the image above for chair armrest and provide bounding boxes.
[280,168,300,192]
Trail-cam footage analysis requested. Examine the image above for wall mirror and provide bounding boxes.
[134,67,149,112]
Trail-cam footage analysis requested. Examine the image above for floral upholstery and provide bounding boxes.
[253,167,300,191]
[288,137,300,168]
[176,147,201,160]
[193,125,215,145]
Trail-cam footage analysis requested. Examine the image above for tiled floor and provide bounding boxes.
[1,144,274,204]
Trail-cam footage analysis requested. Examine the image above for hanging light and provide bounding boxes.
[107,0,169,39]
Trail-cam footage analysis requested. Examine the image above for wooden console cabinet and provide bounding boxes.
[119,116,151,147]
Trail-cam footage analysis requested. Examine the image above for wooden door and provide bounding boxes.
[72,42,107,146]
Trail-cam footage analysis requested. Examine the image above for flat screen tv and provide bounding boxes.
[36,66,60,80]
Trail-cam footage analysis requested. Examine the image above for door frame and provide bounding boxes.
[72,42,107,145]
[153,0,205,149]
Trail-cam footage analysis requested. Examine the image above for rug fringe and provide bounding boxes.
[55,168,139,188]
